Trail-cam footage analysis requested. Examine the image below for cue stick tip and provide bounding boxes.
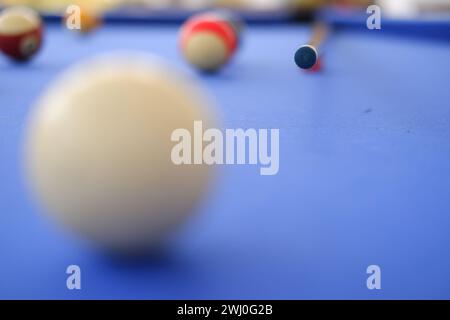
[294,45,318,70]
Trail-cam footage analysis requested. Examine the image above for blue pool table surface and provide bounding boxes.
[1,23,450,299]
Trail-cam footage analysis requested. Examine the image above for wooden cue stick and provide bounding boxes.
[308,21,329,49]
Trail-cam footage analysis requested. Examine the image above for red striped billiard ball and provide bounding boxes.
[179,14,238,73]
[199,10,244,46]
[0,6,43,62]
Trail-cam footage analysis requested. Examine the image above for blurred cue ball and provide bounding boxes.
[179,12,239,73]
[0,6,43,62]
[25,53,216,254]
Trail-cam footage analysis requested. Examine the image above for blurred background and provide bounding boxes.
[0,0,359,12]
[0,0,449,17]
[0,0,449,26]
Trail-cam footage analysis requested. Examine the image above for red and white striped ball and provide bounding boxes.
[194,10,244,46]
[179,14,237,73]
[0,6,43,62]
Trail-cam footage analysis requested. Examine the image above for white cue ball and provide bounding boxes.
[25,53,216,254]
